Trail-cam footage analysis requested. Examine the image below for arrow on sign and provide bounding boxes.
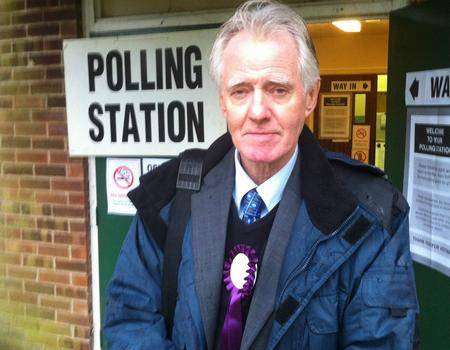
[363,82,368,90]
[409,78,419,100]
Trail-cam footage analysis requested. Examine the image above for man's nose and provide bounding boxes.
[248,89,268,120]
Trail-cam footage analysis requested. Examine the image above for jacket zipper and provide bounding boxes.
[278,209,359,303]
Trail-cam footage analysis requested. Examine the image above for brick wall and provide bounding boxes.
[0,1,92,349]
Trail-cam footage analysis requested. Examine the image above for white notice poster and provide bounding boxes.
[406,114,450,276]
[319,94,351,140]
[106,158,142,215]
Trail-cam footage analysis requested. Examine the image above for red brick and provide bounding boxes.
[69,221,87,233]
[38,243,69,258]
[15,122,47,135]
[53,205,85,218]
[0,83,28,95]
[74,326,90,339]
[37,217,68,231]
[22,228,52,242]
[48,123,67,136]
[47,95,65,107]
[4,240,37,254]
[5,214,36,228]
[57,310,89,326]
[27,22,59,36]
[0,177,19,188]
[21,202,51,216]
[23,255,54,269]
[49,151,68,163]
[55,259,86,272]
[29,52,61,66]
[0,53,28,67]
[0,13,11,26]
[0,26,26,39]
[0,109,30,121]
[0,149,15,161]
[54,232,85,245]
[70,245,87,260]
[7,266,37,279]
[40,295,71,310]
[0,1,25,11]
[46,66,63,79]
[20,178,50,190]
[0,67,12,79]
[1,277,23,290]
[12,9,43,24]
[26,0,47,8]
[2,227,21,239]
[32,138,65,150]
[58,337,90,350]
[0,252,21,265]
[35,164,66,176]
[15,95,45,108]
[16,150,48,163]
[68,193,85,205]
[13,67,45,80]
[1,136,30,148]
[52,178,84,191]
[60,20,77,38]
[43,7,76,21]
[43,38,62,51]
[26,304,55,320]
[32,109,64,121]
[30,81,62,94]
[0,96,13,108]
[39,270,70,284]
[56,285,87,299]
[3,163,33,175]
[72,273,87,287]
[36,192,66,204]
[9,290,38,304]
[12,38,43,52]
[0,122,14,134]
[72,300,88,314]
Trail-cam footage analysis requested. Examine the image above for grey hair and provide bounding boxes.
[209,0,319,92]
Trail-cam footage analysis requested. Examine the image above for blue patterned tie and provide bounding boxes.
[240,189,266,224]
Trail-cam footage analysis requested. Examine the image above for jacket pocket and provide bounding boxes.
[303,294,339,349]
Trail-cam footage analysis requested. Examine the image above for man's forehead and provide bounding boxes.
[225,73,293,89]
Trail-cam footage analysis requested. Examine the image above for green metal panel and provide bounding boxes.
[386,1,450,349]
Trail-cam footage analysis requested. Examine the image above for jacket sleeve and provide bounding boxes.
[103,215,178,350]
[341,208,420,350]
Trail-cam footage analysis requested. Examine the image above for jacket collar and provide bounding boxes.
[129,126,357,237]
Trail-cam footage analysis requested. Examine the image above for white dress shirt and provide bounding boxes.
[233,146,298,219]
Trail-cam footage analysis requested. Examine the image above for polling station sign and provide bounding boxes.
[63,30,226,156]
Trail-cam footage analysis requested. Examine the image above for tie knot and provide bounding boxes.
[240,189,265,224]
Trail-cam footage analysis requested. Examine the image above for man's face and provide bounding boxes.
[219,30,319,171]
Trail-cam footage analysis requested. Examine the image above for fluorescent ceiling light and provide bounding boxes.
[332,20,361,32]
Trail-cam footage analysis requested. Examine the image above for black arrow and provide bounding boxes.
[363,82,368,89]
[410,78,419,100]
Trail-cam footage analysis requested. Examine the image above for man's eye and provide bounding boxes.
[231,89,247,98]
[272,87,288,96]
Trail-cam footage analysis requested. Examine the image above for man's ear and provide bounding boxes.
[305,79,321,117]
[219,92,228,118]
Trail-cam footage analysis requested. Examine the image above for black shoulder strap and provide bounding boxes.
[161,149,205,337]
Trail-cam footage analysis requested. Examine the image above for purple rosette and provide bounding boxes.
[220,244,258,350]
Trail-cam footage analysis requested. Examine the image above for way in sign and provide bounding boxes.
[88,101,204,143]
[431,75,450,98]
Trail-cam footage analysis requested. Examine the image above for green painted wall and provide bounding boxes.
[386,1,450,349]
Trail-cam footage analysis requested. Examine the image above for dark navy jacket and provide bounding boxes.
[104,128,419,350]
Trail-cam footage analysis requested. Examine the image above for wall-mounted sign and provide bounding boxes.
[351,124,370,164]
[405,68,450,106]
[331,80,371,92]
[106,158,141,215]
[405,114,450,276]
[319,94,351,140]
[63,30,226,156]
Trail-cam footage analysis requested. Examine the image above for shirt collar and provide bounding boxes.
[233,146,298,216]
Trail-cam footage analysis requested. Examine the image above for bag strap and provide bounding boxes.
[161,149,205,337]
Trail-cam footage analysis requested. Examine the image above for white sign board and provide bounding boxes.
[405,68,450,106]
[106,158,141,215]
[331,80,371,92]
[319,94,351,140]
[405,114,450,276]
[63,30,227,156]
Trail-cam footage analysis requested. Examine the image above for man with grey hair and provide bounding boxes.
[104,1,419,349]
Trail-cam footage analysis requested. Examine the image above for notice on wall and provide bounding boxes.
[405,114,450,276]
[330,80,371,92]
[142,157,171,174]
[63,29,227,156]
[106,158,141,215]
[319,94,351,139]
[351,124,370,164]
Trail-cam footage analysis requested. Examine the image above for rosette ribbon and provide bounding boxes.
[220,244,258,350]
